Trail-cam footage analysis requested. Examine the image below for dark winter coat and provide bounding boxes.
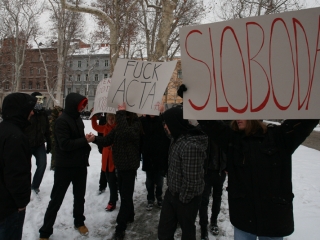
[0,93,37,221]
[140,115,170,173]
[95,110,141,171]
[54,93,91,168]
[24,108,51,148]
[198,119,319,237]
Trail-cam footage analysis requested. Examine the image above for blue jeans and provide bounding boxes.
[234,227,284,240]
[0,210,26,240]
[31,144,47,190]
[146,171,163,203]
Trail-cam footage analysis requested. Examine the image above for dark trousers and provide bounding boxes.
[31,144,47,189]
[146,171,163,203]
[158,189,202,240]
[105,170,118,204]
[39,167,87,238]
[0,210,26,240]
[115,169,136,233]
[199,169,226,227]
[99,170,107,191]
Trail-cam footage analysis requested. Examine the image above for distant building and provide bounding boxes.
[65,44,110,110]
[0,38,58,108]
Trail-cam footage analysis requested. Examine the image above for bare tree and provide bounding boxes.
[46,0,84,106]
[60,0,139,75]
[0,0,44,92]
[217,0,304,20]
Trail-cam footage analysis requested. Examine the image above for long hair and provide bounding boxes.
[231,120,267,136]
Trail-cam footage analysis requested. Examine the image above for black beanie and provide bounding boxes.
[31,92,42,97]
[161,106,192,140]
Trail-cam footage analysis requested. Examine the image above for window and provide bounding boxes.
[30,68,33,75]
[69,61,73,67]
[76,88,80,94]
[105,60,109,67]
[22,82,25,90]
[104,74,108,79]
[36,82,40,89]
[29,81,33,90]
[38,68,41,75]
[39,55,41,61]
[86,74,88,81]
[86,60,89,67]
[78,61,81,68]
[67,88,71,94]
[93,87,96,96]
[178,70,182,79]
[5,83,9,90]
[46,55,49,61]
[22,69,26,75]
[69,75,72,81]
[94,74,98,81]
[77,75,81,81]
[81,88,85,95]
[95,60,99,67]
[43,81,47,89]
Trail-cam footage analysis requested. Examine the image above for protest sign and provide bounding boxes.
[180,7,320,119]
[90,78,117,118]
[107,59,177,115]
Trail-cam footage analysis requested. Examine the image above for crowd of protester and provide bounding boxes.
[0,88,318,240]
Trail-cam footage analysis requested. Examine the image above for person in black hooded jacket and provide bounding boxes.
[0,93,37,240]
[39,93,92,239]
[140,114,170,210]
[24,92,51,194]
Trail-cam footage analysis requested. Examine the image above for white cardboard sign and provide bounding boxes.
[90,78,117,118]
[180,7,320,120]
[107,59,177,115]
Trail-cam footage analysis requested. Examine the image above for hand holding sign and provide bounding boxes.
[118,102,126,111]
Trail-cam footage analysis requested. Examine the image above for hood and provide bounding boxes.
[161,106,195,140]
[64,93,87,119]
[2,93,37,129]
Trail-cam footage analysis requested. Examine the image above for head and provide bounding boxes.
[231,120,267,135]
[64,93,87,119]
[2,93,37,128]
[107,113,115,125]
[31,92,44,110]
[161,106,191,140]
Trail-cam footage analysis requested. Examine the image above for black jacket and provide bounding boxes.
[95,110,141,171]
[0,93,37,221]
[54,93,91,168]
[140,115,170,173]
[198,119,319,237]
[24,108,50,148]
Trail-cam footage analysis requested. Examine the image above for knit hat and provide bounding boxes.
[161,106,192,140]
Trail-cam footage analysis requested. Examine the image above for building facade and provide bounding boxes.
[65,46,110,110]
[0,37,58,108]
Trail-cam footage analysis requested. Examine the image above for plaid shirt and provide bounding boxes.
[167,133,208,203]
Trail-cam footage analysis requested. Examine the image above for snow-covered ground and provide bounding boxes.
[22,120,320,240]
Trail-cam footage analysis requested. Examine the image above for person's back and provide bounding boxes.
[158,106,208,240]
[198,119,319,239]
[0,93,37,240]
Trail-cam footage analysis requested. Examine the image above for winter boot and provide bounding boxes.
[113,230,125,240]
[210,222,219,236]
[200,225,209,240]
[75,225,89,236]
[105,202,116,212]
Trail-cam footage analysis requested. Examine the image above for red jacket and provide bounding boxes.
[91,115,116,172]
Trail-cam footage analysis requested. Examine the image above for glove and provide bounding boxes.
[46,141,51,154]
[177,84,187,99]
